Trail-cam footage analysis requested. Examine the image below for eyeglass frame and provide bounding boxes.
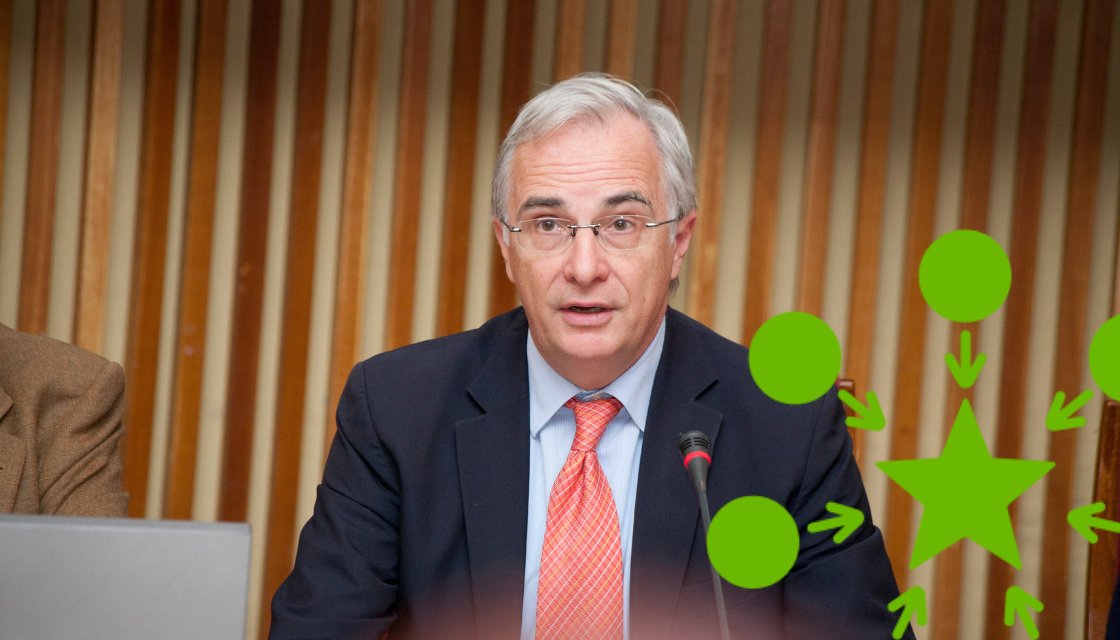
[498,213,686,253]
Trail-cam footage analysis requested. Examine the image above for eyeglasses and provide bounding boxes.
[500,214,683,253]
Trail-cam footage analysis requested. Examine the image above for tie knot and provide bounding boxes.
[565,396,623,452]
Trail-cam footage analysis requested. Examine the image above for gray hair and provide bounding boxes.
[491,73,697,240]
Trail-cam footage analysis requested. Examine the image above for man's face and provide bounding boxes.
[492,115,696,389]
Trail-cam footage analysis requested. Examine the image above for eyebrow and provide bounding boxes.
[604,191,653,210]
[518,196,564,214]
[516,191,653,215]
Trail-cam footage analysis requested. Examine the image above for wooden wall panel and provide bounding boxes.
[325,0,383,459]
[219,0,282,523]
[73,0,123,355]
[957,0,1006,236]
[1115,188,1120,319]
[260,3,334,636]
[120,0,181,518]
[930,3,1006,638]
[605,0,637,80]
[929,4,1006,636]
[795,0,846,317]
[883,0,954,589]
[685,0,736,327]
[1038,0,1114,636]
[554,0,587,81]
[163,0,228,521]
[741,0,793,343]
[436,0,485,338]
[17,0,66,335]
[486,0,535,319]
[843,0,898,468]
[653,0,686,110]
[383,0,433,351]
[983,2,1059,637]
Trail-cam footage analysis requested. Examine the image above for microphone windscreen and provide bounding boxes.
[678,430,711,458]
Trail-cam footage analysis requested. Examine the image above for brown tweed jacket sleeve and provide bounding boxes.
[0,323,129,516]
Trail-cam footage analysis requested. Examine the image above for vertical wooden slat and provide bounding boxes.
[930,3,1006,637]
[72,0,123,354]
[882,0,954,590]
[1114,195,1120,319]
[497,0,536,135]
[16,0,66,335]
[163,0,228,520]
[383,0,433,351]
[1085,401,1120,640]
[653,0,687,111]
[1038,0,1114,636]
[956,0,1006,237]
[605,0,637,80]
[684,0,736,327]
[486,0,536,319]
[324,0,382,459]
[741,0,793,342]
[435,0,485,338]
[794,0,846,317]
[843,0,899,468]
[983,2,1060,636]
[119,0,181,518]
[260,2,333,636]
[554,0,587,81]
[218,0,283,523]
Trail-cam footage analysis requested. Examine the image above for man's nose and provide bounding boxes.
[562,225,610,284]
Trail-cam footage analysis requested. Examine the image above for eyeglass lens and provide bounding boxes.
[515,215,660,252]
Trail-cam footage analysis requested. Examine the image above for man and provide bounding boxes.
[0,323,129,516]
[270,74,910,639]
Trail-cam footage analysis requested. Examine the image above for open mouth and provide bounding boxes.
[567,306,606,314]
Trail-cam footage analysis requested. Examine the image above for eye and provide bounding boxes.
[533,218,565,233]
[607,217,635,231]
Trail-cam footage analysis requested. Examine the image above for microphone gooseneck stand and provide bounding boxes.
[679,431,732,640]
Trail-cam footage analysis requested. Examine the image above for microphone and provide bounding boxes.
[679,431,712,493]
[678,431,731,640]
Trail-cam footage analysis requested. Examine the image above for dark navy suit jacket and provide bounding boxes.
[270,308,913,639]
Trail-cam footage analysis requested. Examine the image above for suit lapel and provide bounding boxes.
[456,312,531,639]
[630,310,721,639]
[0,388,20,512]
[0,386,10,423]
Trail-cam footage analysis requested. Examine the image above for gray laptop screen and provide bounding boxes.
[0,514,251,640]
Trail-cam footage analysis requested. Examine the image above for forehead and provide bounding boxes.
[508,115,661,206]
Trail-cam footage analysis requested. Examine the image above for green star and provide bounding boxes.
[877,399,1053,570]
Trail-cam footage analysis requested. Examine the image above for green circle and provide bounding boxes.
[749,312,841,404]
[707,496,799,589]
[1090,315,1120,399]
[919,230,1011,322]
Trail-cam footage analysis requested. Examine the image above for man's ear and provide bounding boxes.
[492,218,515,282]
[670,210,697,279]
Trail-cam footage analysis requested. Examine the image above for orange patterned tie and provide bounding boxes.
[536,396,625,640]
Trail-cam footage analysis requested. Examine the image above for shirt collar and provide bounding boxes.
[526,316,667,437]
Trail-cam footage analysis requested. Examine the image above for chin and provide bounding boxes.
[556,335,620,364]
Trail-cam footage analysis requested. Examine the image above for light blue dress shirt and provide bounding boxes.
[520,318,667,640]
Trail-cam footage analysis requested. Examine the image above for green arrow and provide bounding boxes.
[1046,389,1094,431]
[888,585,926,639]
[1068,502,1120,543]
[945,329,986,388]
[1004,586,1043,639]
[807,502,865,544]
[837,389,885,431]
